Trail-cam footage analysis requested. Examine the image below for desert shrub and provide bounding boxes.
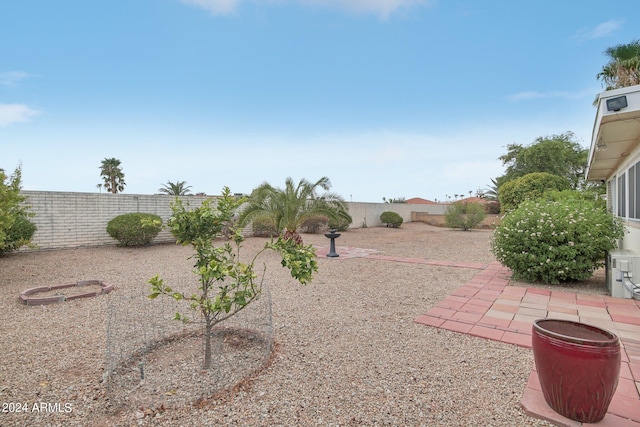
[328,211,352,231]
[445,201,486,231]
[0,165,36,254]
[380,211,403,228]
[0,215,37,255]
[499,172,570,212]
[484,200,501,214]
[106,213,162,246]
[491,197,624,284]
[251,215,279,237]
[299,214,329,234]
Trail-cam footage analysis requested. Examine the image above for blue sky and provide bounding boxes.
[1,1,639,202]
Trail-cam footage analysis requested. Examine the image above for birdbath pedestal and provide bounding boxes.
[324,229,341,257]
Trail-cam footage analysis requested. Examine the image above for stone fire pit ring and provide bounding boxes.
[19,280,115,306]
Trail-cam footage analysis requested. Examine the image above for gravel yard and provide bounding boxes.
[0,223,575,426]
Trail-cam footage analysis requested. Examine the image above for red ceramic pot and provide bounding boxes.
[531,319,620,423]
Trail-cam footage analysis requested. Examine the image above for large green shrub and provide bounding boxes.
[106,213,162,246]
[491,197,624,284]
[445,201,486,231]
[380,211,403,228]
[499,172,570,212]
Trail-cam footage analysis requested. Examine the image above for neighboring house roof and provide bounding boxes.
[587,84,640,182]
[406,197,438,204]
[456,196,488,204]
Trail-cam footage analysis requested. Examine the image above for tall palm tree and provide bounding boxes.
[99,158,125,194]
[158,180,192,195]
[597,40,640,90]
[238,176,350,245]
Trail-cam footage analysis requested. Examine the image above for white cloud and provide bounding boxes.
[572,19,623,41]
[0,71,29,87]
[180,0,241,15]
[505,88,594,102]
[0,104,40,127]
[180,0,431,17]
[302,0,432,18]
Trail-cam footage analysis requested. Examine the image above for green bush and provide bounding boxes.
[0,215,37,255]
[445,201,486,231]
[490,197,624,284]
[328,211,352,231]
[380,211,403,228]
[499,172,570,212]
[1,165,36,255]
[251,215,279,237]
[299,214,329,234]
[106,213,162,246]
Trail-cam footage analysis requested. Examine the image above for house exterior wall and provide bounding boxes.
[606,146,640,252]
[19,192,457,251]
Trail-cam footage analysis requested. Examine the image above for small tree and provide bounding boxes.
[445,201,486,231]
[0,165,36,255]
[99,157,126,194]
[148,187,318,369]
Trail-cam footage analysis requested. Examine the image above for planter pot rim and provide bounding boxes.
[533,318,618,347]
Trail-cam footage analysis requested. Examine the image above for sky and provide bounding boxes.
[1,0,639,202]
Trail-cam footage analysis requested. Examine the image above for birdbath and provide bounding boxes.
[324,229,341,257]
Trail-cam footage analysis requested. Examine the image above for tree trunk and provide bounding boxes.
[204,321,212,369]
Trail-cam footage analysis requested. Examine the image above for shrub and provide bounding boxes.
[0,165,36,255]
[445,201,486,231]
[484,200,501,214]
[490,197,624,284]
[251,214,279,237]
[0,215,37,255]
[499,172,570,212]
[106,213,162,246]
[328,211,352,231]
[299,214,329,234]
[380,211,403,228]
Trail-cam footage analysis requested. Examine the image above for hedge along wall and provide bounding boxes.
[22,191,212,250]
[21,191,455,251]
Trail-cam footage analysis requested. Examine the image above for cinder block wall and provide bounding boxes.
[23,191,211,250]
[20,192,463,251]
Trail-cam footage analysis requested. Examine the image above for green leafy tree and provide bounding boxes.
[499,172,570,213]
[496,132,588,190]
[597,40,640,90]
[0,165,36,254]
[491,194,624,284]
[148,187,318,369]
[99,157,126,194]
[445,201,486,231]
[238,176,351,245]
[158,180,193,195]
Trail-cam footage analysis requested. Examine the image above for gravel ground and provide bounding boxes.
[0,222,579,426]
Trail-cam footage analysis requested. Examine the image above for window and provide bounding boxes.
[618,173,626,217]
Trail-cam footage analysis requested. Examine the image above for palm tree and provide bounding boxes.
[597,40,640,90]
[99,158,125,194]
[158,180,192,195]
[238,176,350,245]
